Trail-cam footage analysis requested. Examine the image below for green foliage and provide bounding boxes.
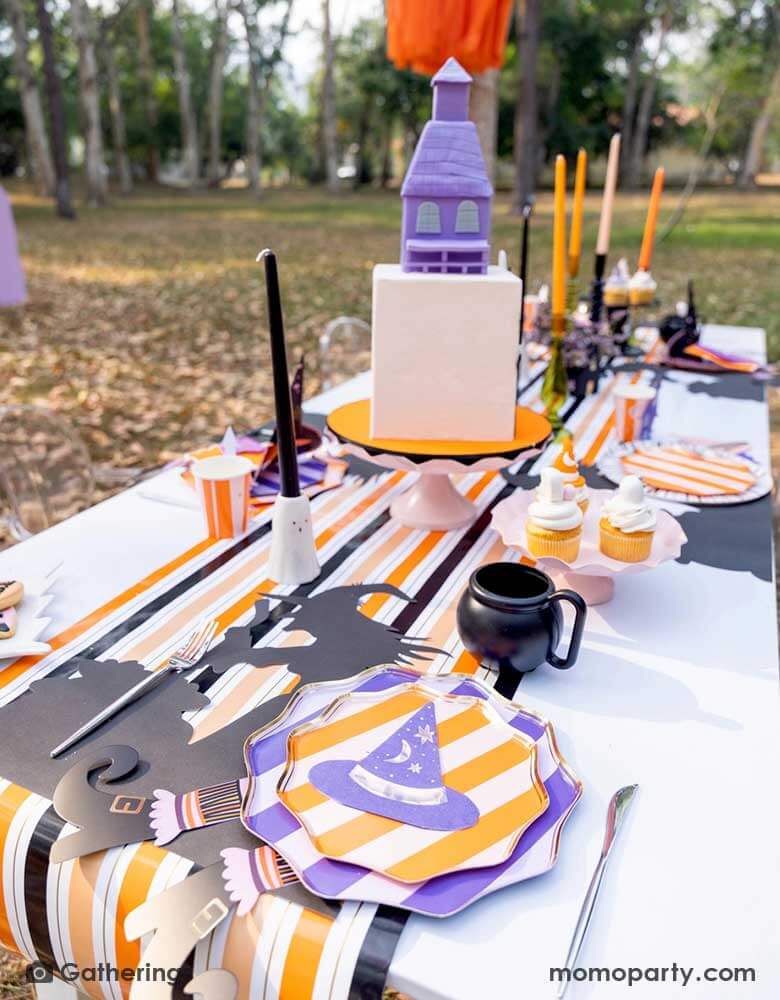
[330,17,430,186]
[0,0,778,186]
[704,0,780,165]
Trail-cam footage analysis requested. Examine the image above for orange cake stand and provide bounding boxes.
[327,400,552,531]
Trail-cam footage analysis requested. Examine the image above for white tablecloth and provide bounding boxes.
[1,325,778,1000]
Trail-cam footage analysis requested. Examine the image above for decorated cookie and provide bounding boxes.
[0,580,23,611]
[0,606,17,639]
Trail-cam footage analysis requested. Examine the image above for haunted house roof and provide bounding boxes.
[431,57,472,86]
[401,121,493,199]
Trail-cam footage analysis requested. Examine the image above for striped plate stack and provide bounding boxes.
[239,666,582,918]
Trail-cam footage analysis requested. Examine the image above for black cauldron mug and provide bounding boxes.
[456,562,587,696]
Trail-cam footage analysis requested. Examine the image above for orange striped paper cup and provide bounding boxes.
[192,455,253,539]
[613,383,656,443]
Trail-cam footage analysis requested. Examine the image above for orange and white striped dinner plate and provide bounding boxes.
[621,445,756,497]
[598,440,771,506]
[277,684,549,883]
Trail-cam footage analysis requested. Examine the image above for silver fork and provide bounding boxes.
[50,619,218,758]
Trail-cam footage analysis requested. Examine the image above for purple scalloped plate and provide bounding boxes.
[240,666,582,918]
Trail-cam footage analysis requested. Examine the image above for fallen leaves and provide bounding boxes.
[2,183,779,528]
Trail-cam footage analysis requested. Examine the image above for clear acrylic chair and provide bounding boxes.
[0,405,95,540]
[318,316,371,391]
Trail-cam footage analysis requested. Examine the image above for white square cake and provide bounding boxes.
[370,264,522,442]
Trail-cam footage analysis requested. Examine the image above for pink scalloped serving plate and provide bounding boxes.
[491,488,687,578]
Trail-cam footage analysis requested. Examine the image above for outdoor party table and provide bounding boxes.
[0,324,778,1000]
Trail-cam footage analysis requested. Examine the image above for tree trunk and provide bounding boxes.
[136,0,159,182]
[207,0,228,187]
[620,31,643,181]
[660,86,725,241]
[171,0,200,185]
[353,101,372,188]
[240,0,292,195]
[469,68,499,183]
[321,0,339,192]
[101,25,133,194]
[70,0,107,205]
[539,53,561,163]
[239,0,262,193]
[737,61,780,188]
[34,0,75,218]
[625,13,670,190]
[513,0,540,212]
[6,0,55,196]
[380,118,393,188]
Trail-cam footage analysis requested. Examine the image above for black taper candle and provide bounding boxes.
[687,279,696,322]
[519,199,534,334]
[259,248,300,498]
[590,252,606,324]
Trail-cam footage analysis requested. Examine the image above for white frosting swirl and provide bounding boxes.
[602,475,656,533]
[606,258,630,291]
[528,468,583,532]
[629,269,656,292]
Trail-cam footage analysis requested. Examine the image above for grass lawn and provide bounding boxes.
[2,183,780,477]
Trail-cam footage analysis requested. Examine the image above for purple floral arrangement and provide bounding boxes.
[531,299,619,395]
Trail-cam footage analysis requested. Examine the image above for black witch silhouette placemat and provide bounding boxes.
[0,587,441,867]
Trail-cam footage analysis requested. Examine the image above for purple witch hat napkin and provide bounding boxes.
[309,702,479,831]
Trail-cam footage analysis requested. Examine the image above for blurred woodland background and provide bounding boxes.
[2,1,780,203]
[1,0,780,481]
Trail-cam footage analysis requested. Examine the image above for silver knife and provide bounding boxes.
[556,784,638,998]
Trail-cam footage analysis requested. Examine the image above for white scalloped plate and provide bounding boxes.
[0,562,60,662]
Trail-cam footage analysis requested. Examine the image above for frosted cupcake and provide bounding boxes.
[551,437,588,513]
[599,475,656,562]
[629,268,657,306]
[526,468,583,562]
[604,259,630,307]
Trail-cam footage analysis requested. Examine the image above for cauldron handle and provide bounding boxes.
[546,590,587,669]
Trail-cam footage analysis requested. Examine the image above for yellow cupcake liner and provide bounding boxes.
[629,288,654,306]
[526,523,583,563]
[604,290,629,307]
[599,519,653,562]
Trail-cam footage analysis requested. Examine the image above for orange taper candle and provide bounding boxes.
[552,154,567,328]
[638,166,665,271]
[568,148,587,278]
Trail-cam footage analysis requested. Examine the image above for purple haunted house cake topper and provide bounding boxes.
[400,57,493,276]
[309,701,479,831]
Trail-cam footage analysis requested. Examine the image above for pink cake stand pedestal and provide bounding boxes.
[491,488,687,605]
[326,400,552,532]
